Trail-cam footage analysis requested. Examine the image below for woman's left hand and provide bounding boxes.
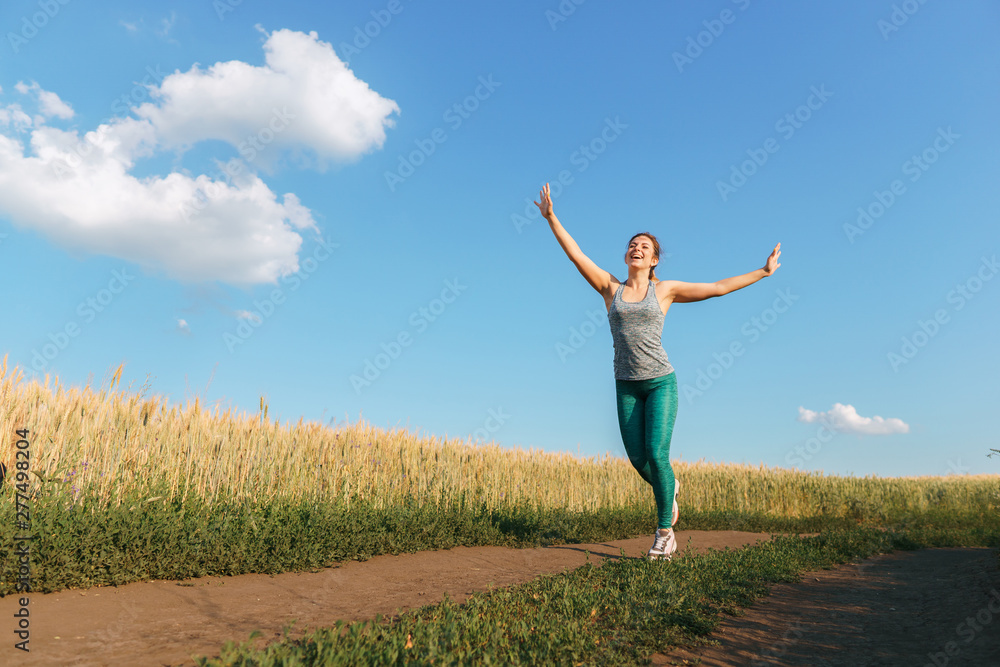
[763,242,781,276]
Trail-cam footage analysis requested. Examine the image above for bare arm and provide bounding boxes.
[662,243,781,303]
[534,183,617,298]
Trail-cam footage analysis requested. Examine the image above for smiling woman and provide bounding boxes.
[534,182,781,560]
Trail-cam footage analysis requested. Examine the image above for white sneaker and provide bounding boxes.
[671,479,681,527]
[647,528,677,560]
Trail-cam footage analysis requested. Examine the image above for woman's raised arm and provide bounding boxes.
[662,243,781,303]
[534,183,617,298]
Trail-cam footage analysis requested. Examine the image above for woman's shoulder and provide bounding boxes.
[653,279,677,301]
[653,278,676,294]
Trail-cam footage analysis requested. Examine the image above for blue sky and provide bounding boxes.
[1,0,997,477]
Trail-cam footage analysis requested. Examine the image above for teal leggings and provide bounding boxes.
[615,372,678,530]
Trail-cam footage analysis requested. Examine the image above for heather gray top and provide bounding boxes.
[608,281,675,381]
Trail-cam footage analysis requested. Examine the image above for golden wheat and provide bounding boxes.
[1,356,996,517]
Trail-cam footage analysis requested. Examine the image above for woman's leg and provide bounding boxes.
[615,380,655,486]
[643,373,679,530]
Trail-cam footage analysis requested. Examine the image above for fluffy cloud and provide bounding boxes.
[0,118,315,284]
[134,27,400,168]
[0,29,398,285]
[0,104,32,132]
[797,403,909,436]
[15,81,75,119]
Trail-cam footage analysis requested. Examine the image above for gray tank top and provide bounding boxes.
[608,281,675,380]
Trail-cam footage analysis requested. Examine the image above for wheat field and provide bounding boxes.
[1,356,995,519]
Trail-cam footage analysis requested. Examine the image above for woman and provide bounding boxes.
[534,183,781,560]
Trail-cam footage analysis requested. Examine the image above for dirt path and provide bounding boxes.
[2,534,996,666]
[1,530,771,666]
[658,547,1000,666]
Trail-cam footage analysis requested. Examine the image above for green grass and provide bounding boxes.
[3,478,995,595]
[0,482,636,594]
[192,526,999,666]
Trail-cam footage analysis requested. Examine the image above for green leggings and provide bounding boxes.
[615,372,678,530]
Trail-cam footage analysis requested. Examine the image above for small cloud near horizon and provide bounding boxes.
[798,403,909,436]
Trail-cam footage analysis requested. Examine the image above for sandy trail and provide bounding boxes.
[2,533,996,666]
[1,530,770,666]
[658,546,1000,666]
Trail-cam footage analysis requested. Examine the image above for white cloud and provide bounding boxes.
[0,28,396,286]
[156,11,179,45]
[120,20,140,33]
[177,319,191,334]
[235,310,262,324]
[15,81,74,120]
[0,104,33,132]
[133,27,399,168]
[797,403,909,436]
[0,119,317,284]
[158,12,176,36]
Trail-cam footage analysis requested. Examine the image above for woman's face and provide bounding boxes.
[626,236,657,272]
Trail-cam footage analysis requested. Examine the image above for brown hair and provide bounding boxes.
[626,232,662,282]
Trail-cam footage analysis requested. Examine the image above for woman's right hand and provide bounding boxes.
[533,183,553,219]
